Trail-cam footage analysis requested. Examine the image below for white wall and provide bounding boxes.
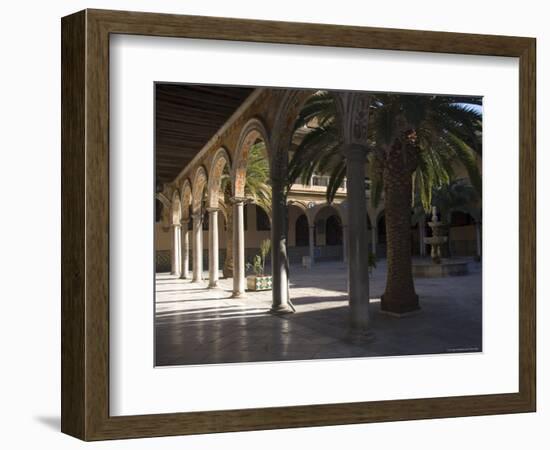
[0,1,547,449]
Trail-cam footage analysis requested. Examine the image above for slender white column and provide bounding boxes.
[343,144,370,333]
[475,221,482,258]
[192,212,203,282]
[180,219,190,279]
[419,217,426,257]
[371,225,377,257]
[170,223,182,276]
[208,208,220,288]
[342,224,348,263]
[308,225,315,264]
[232,198,246,297]
[270,179,292,313]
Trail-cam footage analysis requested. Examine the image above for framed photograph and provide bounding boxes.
[61,9,536,440]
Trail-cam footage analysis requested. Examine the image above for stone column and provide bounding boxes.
[232,198,246,297]
[180,218,190,279]
[342,224,348,263]
[270,178,292,313]
[343,144,370,333]
[208,208,219,288]
[192,212,203,282]
[308,225,315,264]
[419,217,426,257]
[371,225,377,257]
[475,221,482,258]
[170,223,182,277]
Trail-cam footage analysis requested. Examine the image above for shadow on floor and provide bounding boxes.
[34,416,60,431]
[154,260,482,366]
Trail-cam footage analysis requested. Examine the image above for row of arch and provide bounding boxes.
[169,118,271,225]
[165,151,480,258]
[165,87,374,227]
[160,89,385,329]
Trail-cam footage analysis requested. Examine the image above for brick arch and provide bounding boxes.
[287,199,308,213]
[170,189,182,225]
[180,179,193,220]
[312,202,344,225]
[312,203,344,247]
[287,200,310,226]
[232,117,270,198]
[270,89,347,181]
[191,166,208,214]
[155,192,172,228]
[207,147,232,209]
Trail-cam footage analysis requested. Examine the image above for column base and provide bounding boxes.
[232,291,246,299]
[208,281,219,289]
[270,304,294,315]
[346,329,376,344]
[379,307,422,318]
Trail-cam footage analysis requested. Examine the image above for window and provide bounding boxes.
[311,174,347,189]
[311,174,330,187]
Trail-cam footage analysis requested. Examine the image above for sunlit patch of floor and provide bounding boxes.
[155,260,482,366]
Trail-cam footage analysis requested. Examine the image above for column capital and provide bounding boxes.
[335,91,371,146]
[181,217,190,225]
[170,222,181,228]
[206,207,221,213]
[229,196,248,205]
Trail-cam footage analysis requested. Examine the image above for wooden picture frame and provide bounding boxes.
[61,9,536,441]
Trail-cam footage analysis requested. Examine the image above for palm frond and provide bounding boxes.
[326,161,346,203]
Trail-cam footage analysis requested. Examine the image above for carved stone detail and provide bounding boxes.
[232,118,270,198]
[207,147,231,209]
[334,91,371,147]
[191,165,208,213]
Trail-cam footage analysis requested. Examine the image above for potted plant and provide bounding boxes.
[246,239,272,291]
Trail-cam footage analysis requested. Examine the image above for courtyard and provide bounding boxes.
[155,259,482,366]
[154,85,483,366]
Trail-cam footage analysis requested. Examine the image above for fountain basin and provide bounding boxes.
[412,258,469,278]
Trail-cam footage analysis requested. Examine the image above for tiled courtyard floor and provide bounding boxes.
[155,259,482,366]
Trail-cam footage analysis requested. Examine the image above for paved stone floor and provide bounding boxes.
[155,259,482,366]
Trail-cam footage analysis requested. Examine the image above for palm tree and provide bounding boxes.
[220,142,271,277]
[413,178,480,224]
[288,91,481,313]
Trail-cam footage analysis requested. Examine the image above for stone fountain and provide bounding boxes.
[424,206,447,264]
[412,206,469,278]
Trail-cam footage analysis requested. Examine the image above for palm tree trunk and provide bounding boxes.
[381,143,419,314]
[223,206,233,278]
